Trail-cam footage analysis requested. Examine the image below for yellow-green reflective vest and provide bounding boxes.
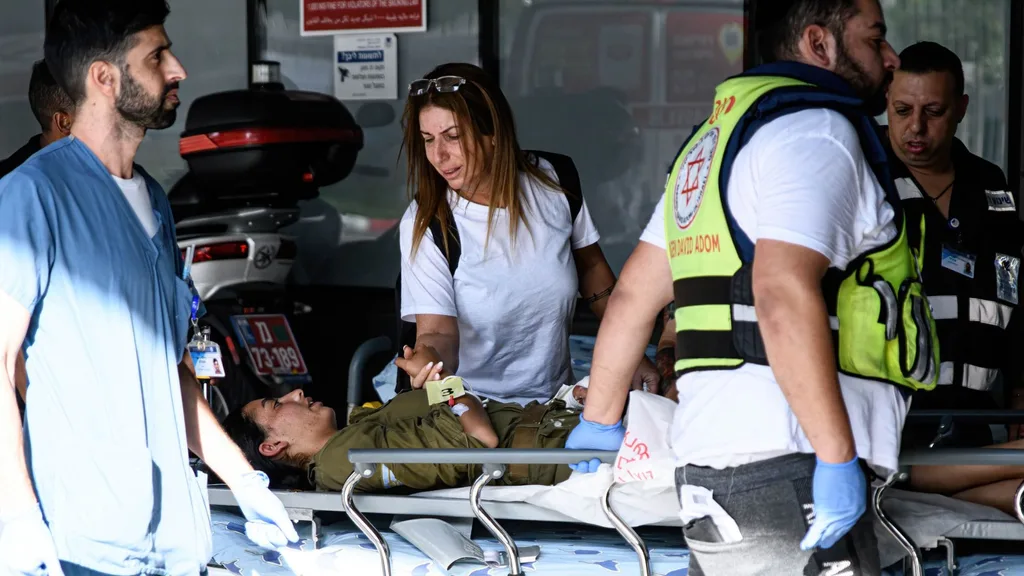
[664,69,939,392]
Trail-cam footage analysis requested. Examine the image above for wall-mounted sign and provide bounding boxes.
[665,11,745,104]
[334,34,398,100]
[301,0,427,36]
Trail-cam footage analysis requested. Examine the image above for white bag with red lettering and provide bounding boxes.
[613,390,677,487]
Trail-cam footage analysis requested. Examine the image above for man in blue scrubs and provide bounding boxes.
[0,1,298,574]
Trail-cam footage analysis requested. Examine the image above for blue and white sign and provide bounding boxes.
[333,33,397,100]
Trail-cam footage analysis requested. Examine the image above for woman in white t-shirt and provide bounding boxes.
[394,62,659,405]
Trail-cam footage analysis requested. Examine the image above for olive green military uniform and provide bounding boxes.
[310,389,580,493]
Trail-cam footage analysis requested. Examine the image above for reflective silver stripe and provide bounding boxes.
[937,361,955,386]
[909,294,935,383]
[969,297,1014,329]
[873,280,898,340]
[928,295,958,320]
[963,363,999,392]
[732,304,839,330]
[733,304,758,322]
[895,177,923,200]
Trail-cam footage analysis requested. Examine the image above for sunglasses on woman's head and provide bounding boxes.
[408,75,466,96]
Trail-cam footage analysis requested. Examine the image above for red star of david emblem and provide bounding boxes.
[679,150,706,205]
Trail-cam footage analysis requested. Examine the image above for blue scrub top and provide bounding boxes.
[0,137,211,575]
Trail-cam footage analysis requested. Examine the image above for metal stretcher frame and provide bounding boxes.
[342,449,642,576]
[207,411,1024,575]
[878,447,1024,576]
[206,447,1024,576]
[208,449,647,576]
[337,446,1024,576]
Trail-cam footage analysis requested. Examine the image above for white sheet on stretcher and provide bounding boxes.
[413,465,682,528]
[873,488,1022,567]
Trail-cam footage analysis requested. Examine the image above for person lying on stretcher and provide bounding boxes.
[223,378,591,493]
[908,438,1024,517]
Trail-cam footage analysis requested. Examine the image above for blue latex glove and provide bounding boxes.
[564,414,626,473]
[231,471,300,549]
[0,502,66,576]
[800,456,867,551]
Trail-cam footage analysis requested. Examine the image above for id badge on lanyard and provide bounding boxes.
[182,246,224,380]
[941,244,976,278]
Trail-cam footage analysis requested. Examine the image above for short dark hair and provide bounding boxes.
[28,59,74,131]
[44,0,170,103]
[222,409,304,488]
[898,41,965,96]
[756,0,860,63]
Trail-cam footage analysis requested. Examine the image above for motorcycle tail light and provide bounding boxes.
[181,241,250,264]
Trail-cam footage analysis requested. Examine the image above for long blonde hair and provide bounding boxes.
[400,62,562,259]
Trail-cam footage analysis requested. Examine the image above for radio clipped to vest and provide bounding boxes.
[663,67,939,392]
[836,226,938,388]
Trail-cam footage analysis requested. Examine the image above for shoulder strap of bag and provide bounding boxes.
[527,150,583,225]
[428,202,461,276]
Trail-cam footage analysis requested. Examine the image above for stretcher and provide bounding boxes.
[347,446,1024,576]
[208,449,652,576]
[208,335,1024,575]
[207,442,1024,576]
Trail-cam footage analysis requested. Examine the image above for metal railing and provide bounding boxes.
[343,449,642,576]
[332,413,1024,576]
[877,409,1024,576]
[879,447,1024,576]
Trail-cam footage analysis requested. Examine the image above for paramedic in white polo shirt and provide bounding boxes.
[565,1,922,574]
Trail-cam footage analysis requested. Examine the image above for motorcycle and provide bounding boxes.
[169,62,364,419]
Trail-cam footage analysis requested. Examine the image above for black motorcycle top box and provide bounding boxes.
[179,84,363,189]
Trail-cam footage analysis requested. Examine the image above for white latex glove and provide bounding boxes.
[230,471,299,549]
[0,503,65,576]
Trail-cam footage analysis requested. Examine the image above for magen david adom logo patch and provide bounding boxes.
[674,128,719,230]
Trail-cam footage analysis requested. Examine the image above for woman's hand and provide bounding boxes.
[631,356,661,394]
[395,344,449,389]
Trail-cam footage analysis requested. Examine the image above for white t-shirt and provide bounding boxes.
[400,159,601,404]
[641,109,908,475]
[112,171,158,238]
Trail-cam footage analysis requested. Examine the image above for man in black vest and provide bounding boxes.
[885,41,1024,448]
[0,59,74,179]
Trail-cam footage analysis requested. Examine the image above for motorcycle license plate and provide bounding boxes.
[229,314,309,376]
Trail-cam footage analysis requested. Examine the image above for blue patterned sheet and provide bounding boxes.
[210,509,690,575]
[887,556,1024,575]
[212,507,1024,576]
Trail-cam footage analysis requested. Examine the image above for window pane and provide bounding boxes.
[499,0,745,272]
[881,0,1011,171]
[0,5,44,159]
[137,0,249,189]
[265,0,479,287]
[0,2,248,191]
